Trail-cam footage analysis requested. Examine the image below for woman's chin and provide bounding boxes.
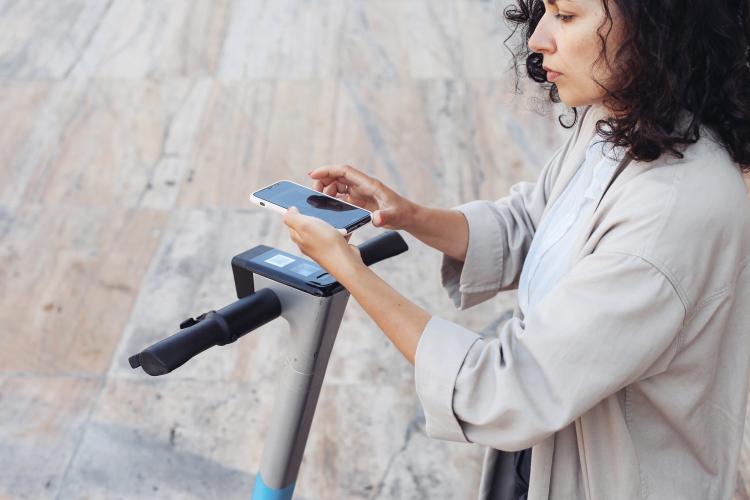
[558,93,597,110]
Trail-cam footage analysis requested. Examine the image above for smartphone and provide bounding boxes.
[250,180,372,234]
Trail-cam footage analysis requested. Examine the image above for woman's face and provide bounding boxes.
[528,0,625,109]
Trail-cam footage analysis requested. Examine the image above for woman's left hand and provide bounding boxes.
[282,206,363,278]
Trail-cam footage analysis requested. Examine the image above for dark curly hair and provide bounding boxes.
[502,0,750,174]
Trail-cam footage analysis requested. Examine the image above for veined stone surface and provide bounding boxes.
[6,1,737,500]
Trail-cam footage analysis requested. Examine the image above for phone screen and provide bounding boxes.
[254,181,371,230]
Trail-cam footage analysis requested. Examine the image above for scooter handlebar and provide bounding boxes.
[128,288,281,376]
[128,231,407,376]
[357,230,409,267]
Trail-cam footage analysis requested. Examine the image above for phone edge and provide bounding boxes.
[250,179,373,234]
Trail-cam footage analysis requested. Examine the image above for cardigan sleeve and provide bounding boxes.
[441,145,565,311]
[416,251,687,450]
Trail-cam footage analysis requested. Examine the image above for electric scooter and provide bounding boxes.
[128,231,409,499]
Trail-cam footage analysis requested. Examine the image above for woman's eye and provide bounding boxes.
[555,13,574,22]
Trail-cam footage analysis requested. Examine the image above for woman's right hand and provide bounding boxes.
[308,164,417,231]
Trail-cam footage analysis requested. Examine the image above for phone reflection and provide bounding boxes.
[306,194,357,212]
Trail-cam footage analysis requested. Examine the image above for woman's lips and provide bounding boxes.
[547,71,562,82]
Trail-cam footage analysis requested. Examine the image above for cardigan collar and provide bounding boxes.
[543,104,634,219]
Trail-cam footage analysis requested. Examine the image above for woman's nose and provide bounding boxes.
[528,16,555,54]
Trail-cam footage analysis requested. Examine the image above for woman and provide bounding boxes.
[283,0,750,498]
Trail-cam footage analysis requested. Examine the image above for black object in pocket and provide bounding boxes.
[487,447,532,500]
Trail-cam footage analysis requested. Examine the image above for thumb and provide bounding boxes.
[373,209,394,227]
[287,206,302,219]
[284,206,300,226]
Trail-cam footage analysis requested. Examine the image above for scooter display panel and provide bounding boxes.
[232,245,345,297]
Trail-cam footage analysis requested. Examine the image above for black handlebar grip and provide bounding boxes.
[128,313,227,375]
[129,288,281,376]
[357,231,409,267]
[213,288,282,344]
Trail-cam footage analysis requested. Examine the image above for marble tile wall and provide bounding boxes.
[1,1,746,499]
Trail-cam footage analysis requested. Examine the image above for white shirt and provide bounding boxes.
[518,133,627,315]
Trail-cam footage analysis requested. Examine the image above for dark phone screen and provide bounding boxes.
[254,181,371,230]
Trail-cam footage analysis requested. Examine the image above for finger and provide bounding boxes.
[309,173,342,193]
[288,227,302,243]
[308,165,371,190]
[309,165,352,180]
[372,209,391,227]
[314,180,346,197]
[311,177,346,193]
[311,175,359,197]
[283,206,302,228]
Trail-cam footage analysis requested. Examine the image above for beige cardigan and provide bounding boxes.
[414,104,750,499]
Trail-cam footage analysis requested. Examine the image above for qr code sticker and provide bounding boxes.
[265,254,295,267]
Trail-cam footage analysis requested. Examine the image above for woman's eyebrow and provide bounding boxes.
[545,0,577,7]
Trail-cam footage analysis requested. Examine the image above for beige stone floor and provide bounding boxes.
[1,1,748,499]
